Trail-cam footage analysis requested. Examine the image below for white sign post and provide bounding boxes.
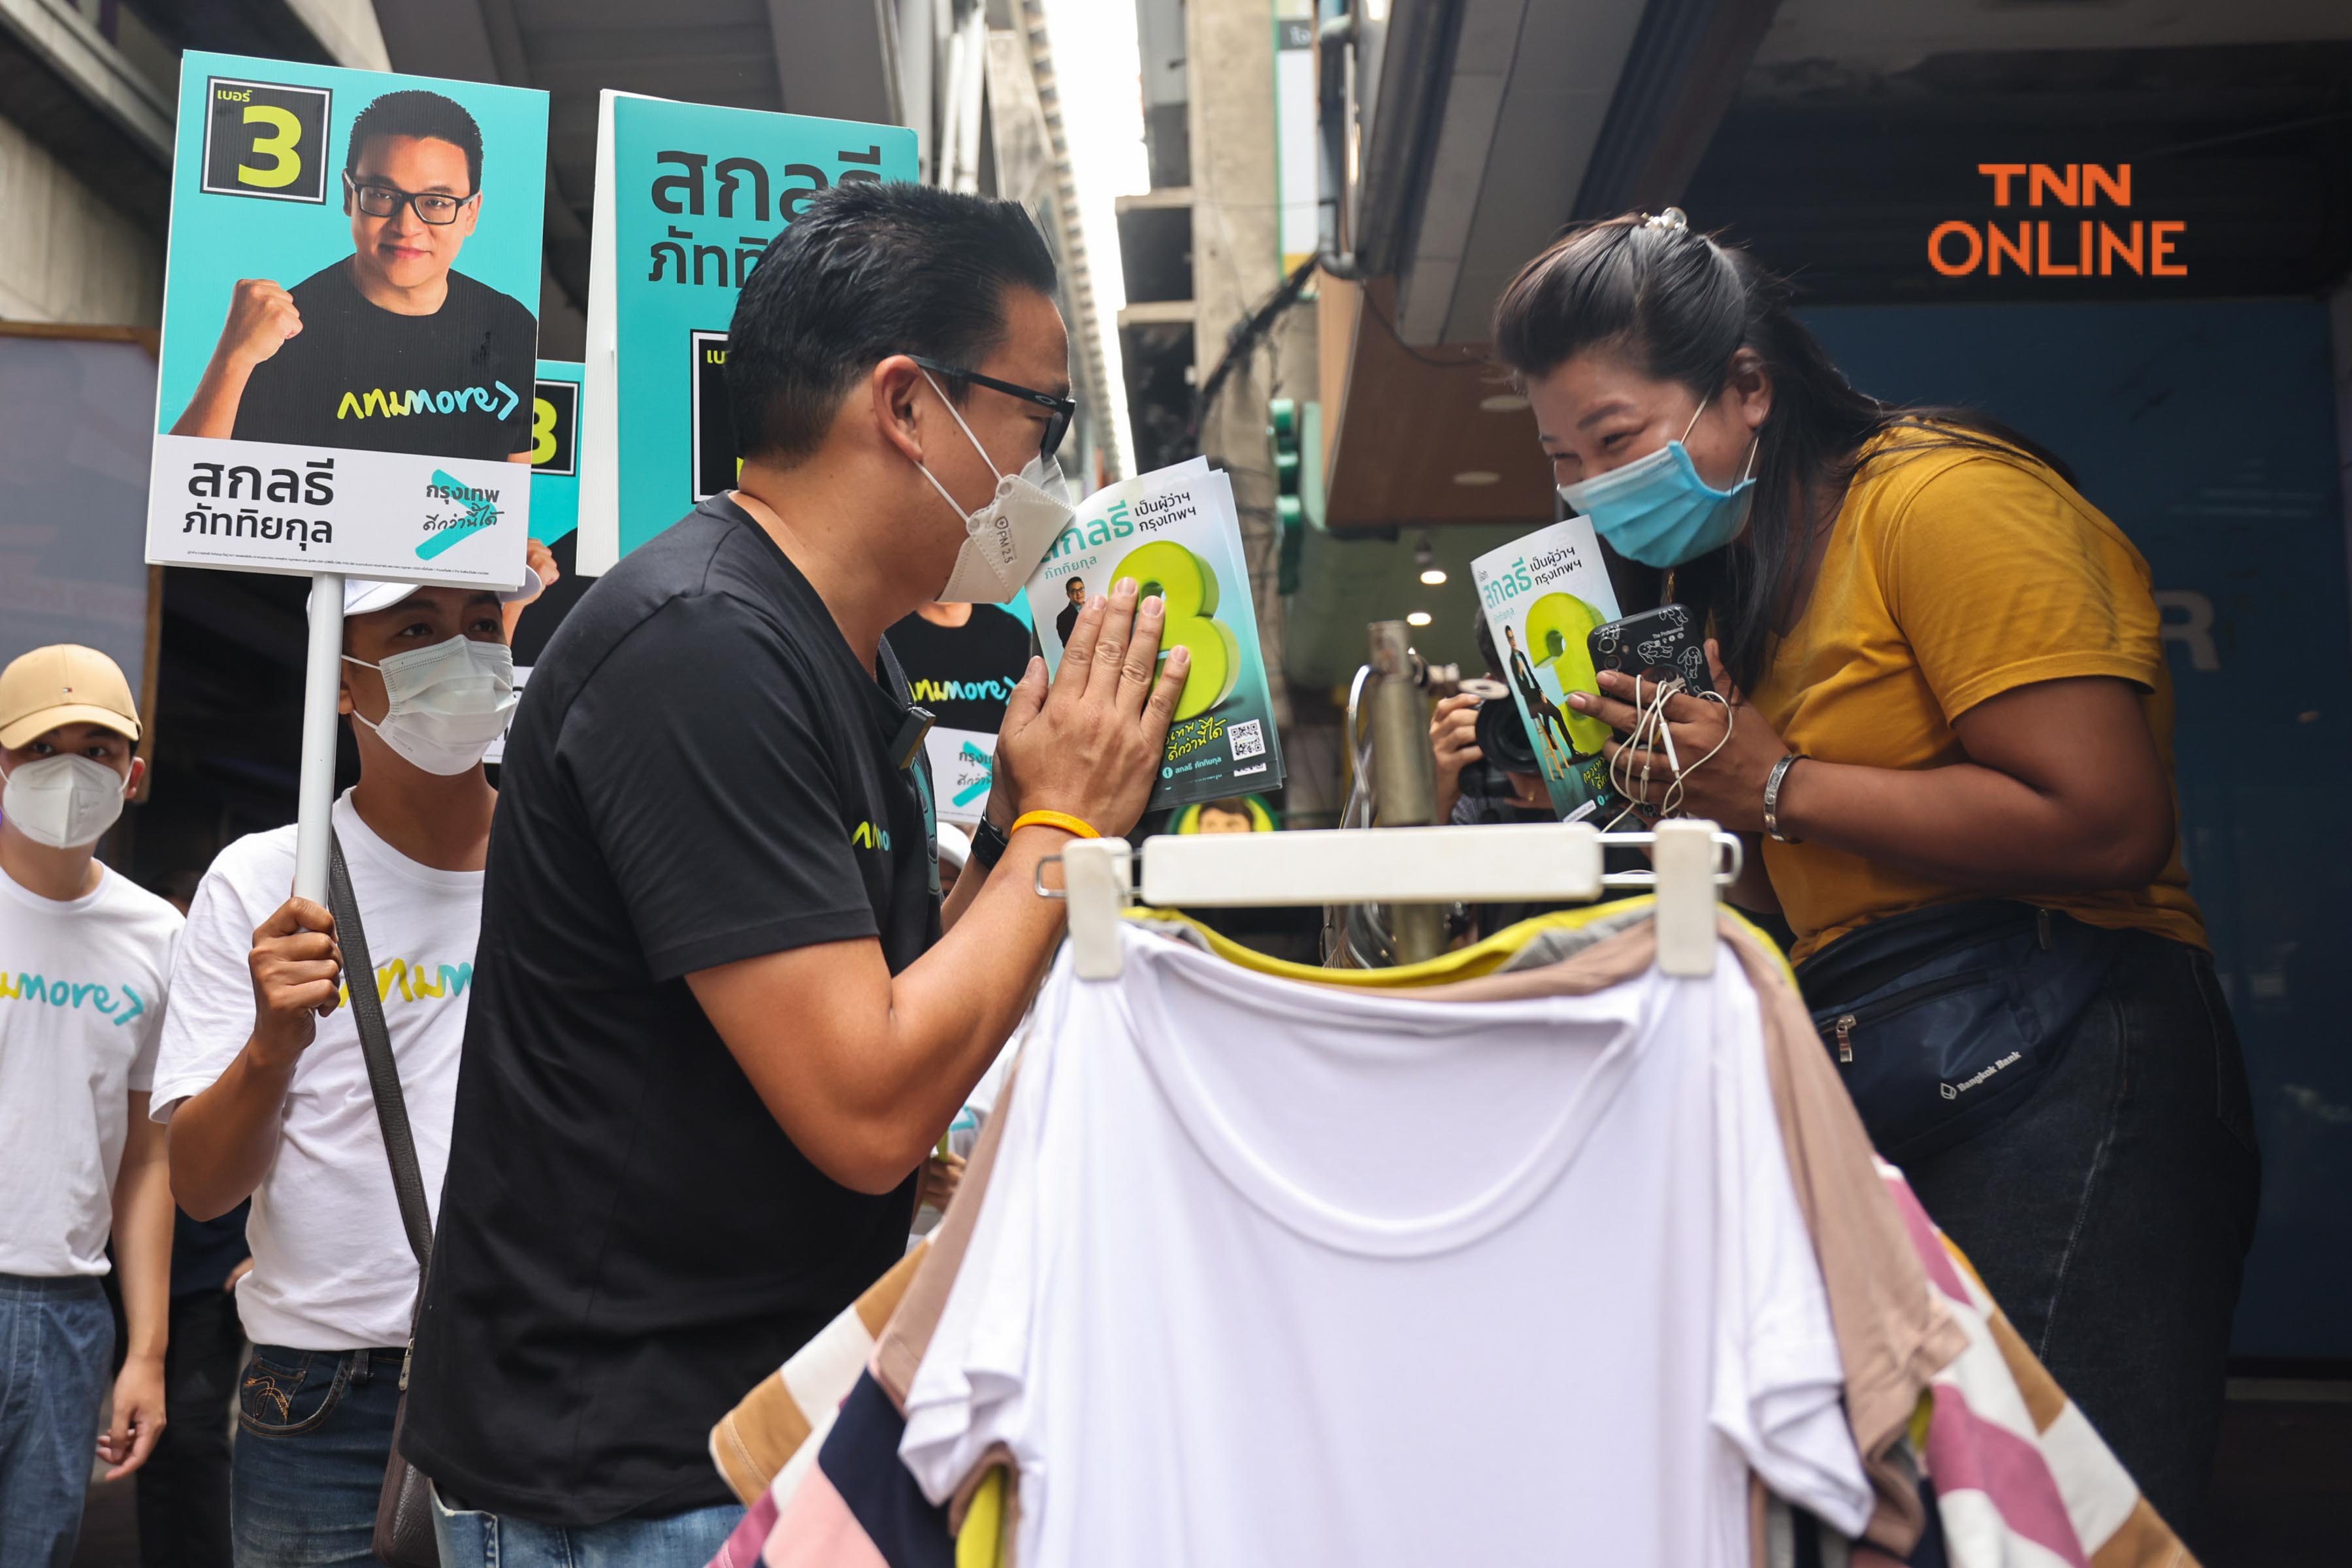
[295,576,344,901]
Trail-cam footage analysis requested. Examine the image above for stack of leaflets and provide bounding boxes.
[1469,517,1624,821]
[1022,459,1286,815]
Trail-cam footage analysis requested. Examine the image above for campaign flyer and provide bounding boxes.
[1024,459,1287,814]
[1469,517,1623,820]
[580,93,916,572]
[148,52,547,587]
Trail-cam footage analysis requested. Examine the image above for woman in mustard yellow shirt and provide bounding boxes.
[1492,210,2257,1534]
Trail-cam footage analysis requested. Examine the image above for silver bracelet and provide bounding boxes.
[1763,754,1806,843]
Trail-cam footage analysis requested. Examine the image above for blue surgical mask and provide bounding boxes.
[1556,402,1758,568]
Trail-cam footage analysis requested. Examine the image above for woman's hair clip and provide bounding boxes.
[1642,207,1690,233]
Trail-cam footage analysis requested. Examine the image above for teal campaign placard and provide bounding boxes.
[147,52,547,587]
[528,359,582,544]
[580,93,917,573]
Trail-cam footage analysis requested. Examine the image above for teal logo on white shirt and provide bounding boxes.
[0,972,148,1026]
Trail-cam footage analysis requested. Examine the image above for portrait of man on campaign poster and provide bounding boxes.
[147,54,547,585]
[170,88,536,463]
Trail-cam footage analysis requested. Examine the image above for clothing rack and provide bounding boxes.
[1039,819,1741,980]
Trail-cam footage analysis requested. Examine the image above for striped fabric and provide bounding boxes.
[715,1369,1005,1568]
[765,1373,954,1568]
[706,1243,931,1568]
[1880,1160,2195,1568]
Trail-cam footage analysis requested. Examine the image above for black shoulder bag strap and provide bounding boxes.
[326,831,440,1568]
[329,832,434,1273]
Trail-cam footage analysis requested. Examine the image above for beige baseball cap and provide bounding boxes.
[0,645,141,749]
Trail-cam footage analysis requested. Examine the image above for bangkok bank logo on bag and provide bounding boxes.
[1940,1051,2023,1101]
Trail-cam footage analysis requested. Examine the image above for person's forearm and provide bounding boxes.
[854,826,1070,1177]
[707,824,1070,1195]
[167,1039,299,1219]
[111,1120,173,1362]
[941,792,1017,934]
[1772,756,2168,894]
[169,351,254,439]
[939,849,988,932]
[1723,833,1780,915]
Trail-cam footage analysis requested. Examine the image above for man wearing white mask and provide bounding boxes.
[0,645,178,1567]
[405,182,1185,1563]
[152,572,534,1567]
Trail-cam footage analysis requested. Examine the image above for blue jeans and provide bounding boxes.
[1898,934,2261,1541]
[0,1273,112,1568]
[233,1345,404,1567]
[139,1285,245,1568]
[429,1482,742,1568]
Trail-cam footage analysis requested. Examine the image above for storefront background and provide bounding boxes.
[0,333,156,686]
[1806,300,2351,1361]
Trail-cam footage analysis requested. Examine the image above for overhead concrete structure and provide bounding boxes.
[1313,0,2352,538]
[0,0,389,323]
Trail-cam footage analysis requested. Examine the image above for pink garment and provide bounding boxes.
[756,1467,892,1568]
[1880,1160,2196,1568]
[709,1492,781,1568]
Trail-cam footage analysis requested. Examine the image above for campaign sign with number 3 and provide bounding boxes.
[146,52,549,588]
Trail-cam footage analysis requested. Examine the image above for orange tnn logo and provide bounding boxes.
[1927,165,2185,280]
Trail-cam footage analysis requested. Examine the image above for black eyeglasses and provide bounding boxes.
[911,355,1075,460]
[344,172,477,226]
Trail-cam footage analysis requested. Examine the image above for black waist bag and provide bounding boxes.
[1795,901,2125,1164]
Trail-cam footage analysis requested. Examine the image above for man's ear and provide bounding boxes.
[870,355,929,468]
[123,757,146,798]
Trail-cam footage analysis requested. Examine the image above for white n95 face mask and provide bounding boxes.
[915,369,1077,602]
[343,635,517,776]
[1,754,128,849]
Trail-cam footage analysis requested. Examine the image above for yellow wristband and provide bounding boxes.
[1010,809,1102,841]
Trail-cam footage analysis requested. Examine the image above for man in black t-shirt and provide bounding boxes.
[886,600,1033,732]
[171,90,534,461]
[404,184,1186,1561]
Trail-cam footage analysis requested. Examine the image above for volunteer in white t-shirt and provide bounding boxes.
[153,572,535,1568]
[0,645,180,1567]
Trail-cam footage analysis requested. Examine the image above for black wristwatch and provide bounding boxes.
[970,817,1010,871]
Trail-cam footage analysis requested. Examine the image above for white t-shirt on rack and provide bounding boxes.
[899,923,1870,1568]
[0,863,181,1278]
[151,791,480,1349]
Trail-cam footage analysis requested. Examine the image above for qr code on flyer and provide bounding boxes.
[1228,719,1266,761]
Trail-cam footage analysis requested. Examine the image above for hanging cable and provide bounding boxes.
[1190,252,1324,439]
[1600,676,1736,833]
